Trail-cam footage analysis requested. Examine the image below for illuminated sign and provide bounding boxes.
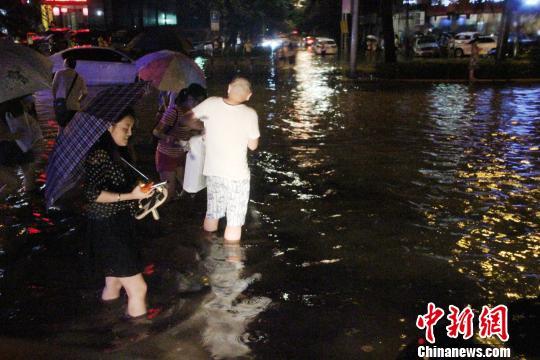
[42,0,87,5]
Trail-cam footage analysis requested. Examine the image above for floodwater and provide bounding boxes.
[0,51,539,359]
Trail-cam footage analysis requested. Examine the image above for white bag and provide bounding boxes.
[183,135,206,193]
[5,112,43,153]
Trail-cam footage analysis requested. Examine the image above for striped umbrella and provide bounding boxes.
[0,42,52,102]
[45,82,147,208]
[136,50,206,92]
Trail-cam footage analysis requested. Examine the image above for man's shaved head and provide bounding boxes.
[227,77,252,103]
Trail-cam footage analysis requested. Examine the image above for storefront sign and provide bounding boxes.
[342,0,351,14]
[42,0,87,5]
[210,10,220,31]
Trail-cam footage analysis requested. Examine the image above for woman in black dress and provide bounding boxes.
[84,108,153,318]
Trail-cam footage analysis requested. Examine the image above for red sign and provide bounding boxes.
[43,0,87,5]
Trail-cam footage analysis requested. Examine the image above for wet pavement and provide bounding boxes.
[0,51,539,359]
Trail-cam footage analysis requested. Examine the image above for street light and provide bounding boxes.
[523,0,539,5]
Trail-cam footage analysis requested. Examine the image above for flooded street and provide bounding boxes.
[1,50,539,358]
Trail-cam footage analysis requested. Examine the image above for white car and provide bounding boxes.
[51,47,138,85]
[314,38,338,55]
[413,36,440,57]
[449,32,478,55]
[454,36,497,57]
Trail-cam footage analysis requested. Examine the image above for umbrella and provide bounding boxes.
[45,82,147,208]
[0,43,52,103]
[136,50,206,92]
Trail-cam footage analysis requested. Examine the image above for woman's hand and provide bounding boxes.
[130,184,155,200]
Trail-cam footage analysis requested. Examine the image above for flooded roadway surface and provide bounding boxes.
[1,51,539,358]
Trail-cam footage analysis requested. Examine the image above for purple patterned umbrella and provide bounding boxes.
[45,82,147,208]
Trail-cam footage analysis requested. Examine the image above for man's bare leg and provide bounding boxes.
[224,225,242,242]
[204,217,219,232]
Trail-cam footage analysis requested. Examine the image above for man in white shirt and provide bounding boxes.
[186,77,260,242]
[52,57,88,112]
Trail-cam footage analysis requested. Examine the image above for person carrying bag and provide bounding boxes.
[53,73,78,127]
[52,57,87,128]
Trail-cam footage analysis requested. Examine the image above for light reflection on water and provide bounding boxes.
[244,52,539,357]
[200,242,271,359]
[420,85,540,300]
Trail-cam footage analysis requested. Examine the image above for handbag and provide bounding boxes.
[54,73,78,127]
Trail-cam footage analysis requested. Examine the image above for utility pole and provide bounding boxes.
[341,13,349,58]
[349,0,359,78]
[405,0,410,58]
[496,0,513,62]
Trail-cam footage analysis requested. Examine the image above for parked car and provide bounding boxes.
[192,40,213,55]
[450,32,479,56]
[507,35,539,56]
[314,37,338,55]
[51,47,138,85]
[110,29,139,50]
[413,36,440,57]
[454,36,497,57]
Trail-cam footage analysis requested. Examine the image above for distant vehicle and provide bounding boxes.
[454,36,497,57]
[413,36,440,57]
[71,29,100,47]
[44,27,74,53]
[303,36,316,48]
[366,35,379,51]
[51,47,138,85]
[449,32,479,55]
[192,40,213,55]
[110,29,139,50]
[261,37,283,49]
[314,37,338,55]
[507,34,539,56]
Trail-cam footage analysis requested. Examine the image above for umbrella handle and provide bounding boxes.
[152,209,160,220]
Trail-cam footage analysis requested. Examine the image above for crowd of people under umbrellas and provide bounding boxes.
[1,41,261,324]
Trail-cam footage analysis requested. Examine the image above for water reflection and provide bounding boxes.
[285,52,338,138]
[200,241,271,359]
[422,85,540,300]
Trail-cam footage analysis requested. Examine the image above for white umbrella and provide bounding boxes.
[0,43,52,103]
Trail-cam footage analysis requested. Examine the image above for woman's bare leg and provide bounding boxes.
[102,276,122,301]
[118,273,147,317]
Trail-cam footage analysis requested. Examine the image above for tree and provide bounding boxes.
[0,0,41,37]
[496,0,514,62]
[300,0,341,38]
[205,0,292,42]
[381,0,396,63]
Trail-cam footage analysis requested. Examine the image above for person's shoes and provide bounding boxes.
[135,186,168,220]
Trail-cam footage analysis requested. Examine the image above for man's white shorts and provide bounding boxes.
[206,176,250,227]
